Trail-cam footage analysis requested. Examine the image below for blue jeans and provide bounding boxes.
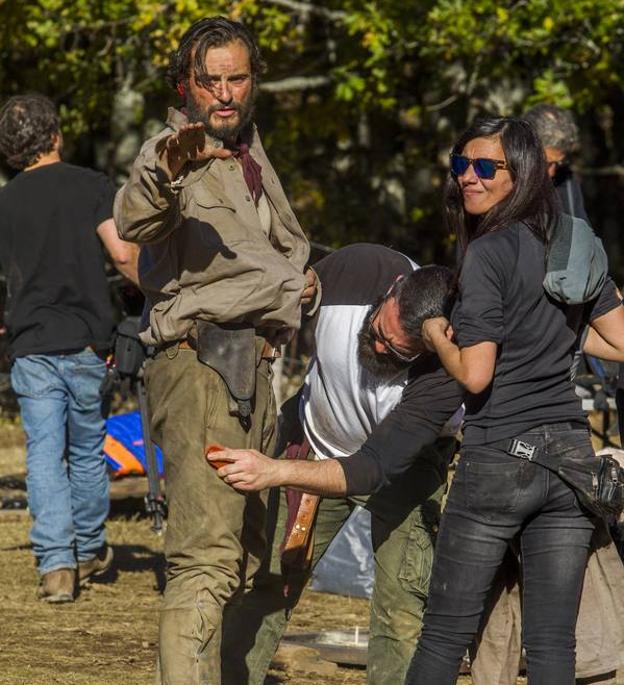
[11,351,110,574]
[405,423,596,685]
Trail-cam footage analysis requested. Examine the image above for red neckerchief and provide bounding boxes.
[232,142,263,206]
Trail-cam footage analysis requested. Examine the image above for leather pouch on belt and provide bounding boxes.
[557,453,624,521]
[195,320,256,424]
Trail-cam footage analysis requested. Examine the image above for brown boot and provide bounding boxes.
[78,544,113,586]
[38,568,75,603]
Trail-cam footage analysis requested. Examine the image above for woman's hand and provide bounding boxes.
[422,317,451,352]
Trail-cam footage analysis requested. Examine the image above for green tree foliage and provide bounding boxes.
[1,0,624,271]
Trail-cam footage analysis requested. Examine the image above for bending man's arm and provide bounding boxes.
[338,359,463,494]
[210,358,463,496]
[212,450,347,496]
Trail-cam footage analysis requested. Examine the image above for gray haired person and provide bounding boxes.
[524,104,589,221]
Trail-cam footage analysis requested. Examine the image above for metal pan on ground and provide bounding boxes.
[281,629,475,674]
[281,629,368,667]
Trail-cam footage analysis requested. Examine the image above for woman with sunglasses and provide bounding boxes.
[404,116,624,685]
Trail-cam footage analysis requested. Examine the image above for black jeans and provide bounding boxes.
[405,423,596,685]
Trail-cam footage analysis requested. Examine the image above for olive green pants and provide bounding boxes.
[145,344,276,685]
[221,437,455,685]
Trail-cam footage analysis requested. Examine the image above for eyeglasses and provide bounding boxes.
[368,301,421,363]
[450,153,508,180]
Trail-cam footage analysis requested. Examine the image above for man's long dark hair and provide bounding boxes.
[445,117,559,258]
[167,16,265,92]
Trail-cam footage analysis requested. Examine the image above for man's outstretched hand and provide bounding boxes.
[165,122,233,179]
[206,448,281,492]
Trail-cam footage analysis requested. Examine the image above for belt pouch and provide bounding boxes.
[195,320,256,425]
[557,453,624,521]
[505,437,624,520]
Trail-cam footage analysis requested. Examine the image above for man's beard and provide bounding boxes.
[357,303,411,381]
[186,89,256,142]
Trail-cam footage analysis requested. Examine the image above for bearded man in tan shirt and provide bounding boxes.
[115,17,313,685]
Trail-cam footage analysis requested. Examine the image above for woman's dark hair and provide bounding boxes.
[0,93,60,170]
[445,116,558,256]
[166,16,265,91]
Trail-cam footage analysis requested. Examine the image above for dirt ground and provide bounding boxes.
[0,423,531,685]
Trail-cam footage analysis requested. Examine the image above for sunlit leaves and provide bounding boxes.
[1,0,624,263]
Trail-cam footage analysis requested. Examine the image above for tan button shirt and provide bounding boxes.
[114,108,309,345]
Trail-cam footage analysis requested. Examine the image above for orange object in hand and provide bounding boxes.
[205,444,229,470]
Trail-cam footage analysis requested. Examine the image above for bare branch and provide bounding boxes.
[425,94,459,112]
[258,0,346,21]
[259,75,331,92]
[578,165,624,178]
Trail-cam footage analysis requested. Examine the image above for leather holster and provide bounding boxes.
[193,320,256,424]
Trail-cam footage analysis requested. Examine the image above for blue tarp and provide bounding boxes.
[104,410,165,476]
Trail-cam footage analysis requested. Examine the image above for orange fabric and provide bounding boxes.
[205,443,228,469]
[104,434,145,477]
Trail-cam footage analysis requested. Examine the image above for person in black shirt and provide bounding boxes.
[470,106,624,685]
[0,94,138,603]
[405,117,624,685]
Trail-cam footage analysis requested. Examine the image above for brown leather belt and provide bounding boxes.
[176,337,280,360]
[260,340,281,360]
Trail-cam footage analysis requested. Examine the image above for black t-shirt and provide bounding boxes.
[453,222,620,446]
[0,162,116,358]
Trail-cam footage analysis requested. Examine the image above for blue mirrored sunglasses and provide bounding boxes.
[450,153,508,180]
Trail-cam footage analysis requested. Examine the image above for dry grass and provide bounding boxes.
[0,438,374,685]
[0,424,536,685]
[0,511,162,685]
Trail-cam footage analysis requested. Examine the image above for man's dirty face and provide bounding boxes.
[186,39,255,142]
